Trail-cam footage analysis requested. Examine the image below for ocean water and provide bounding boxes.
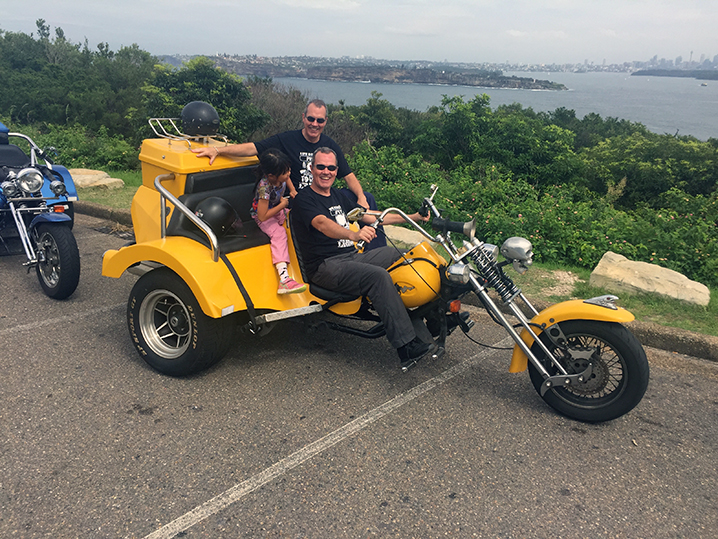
[274,71,718,141]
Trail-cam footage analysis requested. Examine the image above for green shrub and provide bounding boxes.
[350,142,718,287]
[10,122,139,170]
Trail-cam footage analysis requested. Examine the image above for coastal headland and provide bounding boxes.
[211,56,567,90]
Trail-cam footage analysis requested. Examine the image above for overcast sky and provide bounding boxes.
[4,0,717,65]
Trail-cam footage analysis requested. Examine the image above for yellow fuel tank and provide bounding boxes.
[387,241,446,308]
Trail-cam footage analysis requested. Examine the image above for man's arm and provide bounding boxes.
[311,214,376,243]
[342,172,369,209]
[360,211,428,226]
[192,142,258,165]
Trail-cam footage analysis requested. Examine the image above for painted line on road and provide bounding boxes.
[0,303,125,337]
[141,336,514,539]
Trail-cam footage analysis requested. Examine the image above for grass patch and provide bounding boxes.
[75,169,141,210]
[574,281,717,337]
[509,261,717,337]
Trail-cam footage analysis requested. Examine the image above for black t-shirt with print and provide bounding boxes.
[291,186,356,280]
[254,130,351,190]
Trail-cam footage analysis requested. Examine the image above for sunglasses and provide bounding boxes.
[314,164,337,171]
[305,116,326,124]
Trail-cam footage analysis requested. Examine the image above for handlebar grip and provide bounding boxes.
[356,220,380,251]
[431,216,476,238]
[419,201,430,218]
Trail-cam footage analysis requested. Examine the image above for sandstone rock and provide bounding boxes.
[384,225,439,250]
[589,251,710,306]
[69,168,125,189]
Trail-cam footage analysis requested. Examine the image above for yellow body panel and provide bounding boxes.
[508,299,635,373]
[102,232,320,318]
[138,138,258,191]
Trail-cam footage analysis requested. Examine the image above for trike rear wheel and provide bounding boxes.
[127,268,235,376]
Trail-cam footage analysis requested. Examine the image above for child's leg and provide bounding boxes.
[257,216,306,294]
[257,216,289,266]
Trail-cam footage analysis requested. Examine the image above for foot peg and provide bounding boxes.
[401,345,445,372]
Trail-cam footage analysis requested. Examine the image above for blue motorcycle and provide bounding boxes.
[0,122,80,299]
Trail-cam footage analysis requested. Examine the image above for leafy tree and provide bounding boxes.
[540,107,649,150]
[411,95,583,186]
[141,56,268,143]
[245,76,308,140]
[0,21,155,139]
[580,132,718,209]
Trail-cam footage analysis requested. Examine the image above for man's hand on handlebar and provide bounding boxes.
[409,211,430,224]
[353,226,377,244]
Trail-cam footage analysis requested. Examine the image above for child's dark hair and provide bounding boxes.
[257,148,291,179]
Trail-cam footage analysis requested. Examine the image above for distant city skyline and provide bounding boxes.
[5,1,717,67]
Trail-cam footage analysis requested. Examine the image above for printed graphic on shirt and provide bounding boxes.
[329,204,354,248]
[251,179,285,218]
[298,152,314,190]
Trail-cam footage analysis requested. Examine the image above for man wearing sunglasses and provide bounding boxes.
[291,147,438,371]
[193,99,386,248]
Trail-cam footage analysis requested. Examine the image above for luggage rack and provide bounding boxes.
[147,117,229,145]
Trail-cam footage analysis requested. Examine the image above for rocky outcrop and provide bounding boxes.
[69,168,125,189]
[589,251,710,306]
[383,225,438,250]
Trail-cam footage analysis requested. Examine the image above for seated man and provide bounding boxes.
[291,147,439,371]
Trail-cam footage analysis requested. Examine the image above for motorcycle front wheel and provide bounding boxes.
[527,320,649,423]
[34,224,80,299]
[127,268,236,376]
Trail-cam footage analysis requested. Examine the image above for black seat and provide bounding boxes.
[0,144,31,168]
[165,166,270,253]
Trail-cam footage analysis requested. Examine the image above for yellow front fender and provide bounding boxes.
[508,299,635,373]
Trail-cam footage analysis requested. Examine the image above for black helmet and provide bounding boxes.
[194,197,237,236]
[181,101,220,136]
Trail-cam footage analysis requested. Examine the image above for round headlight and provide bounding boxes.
[50,180,67,196]
[446,262,471,284]
[1,181,19,197]
[18,168,45,194]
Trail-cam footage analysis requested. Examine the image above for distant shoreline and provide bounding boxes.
[632,69,718,81]
[213,58,567,91]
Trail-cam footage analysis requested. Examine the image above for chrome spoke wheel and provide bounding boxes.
[139,289,192,359]
[36,230,62,288]
[528,321,649,422]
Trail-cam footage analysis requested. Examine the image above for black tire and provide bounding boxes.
[127,268,235,376]
[34,224,80,299]
[527,320,649,423]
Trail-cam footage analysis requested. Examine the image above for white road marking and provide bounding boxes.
[141,337,514,539]
[0,303,125,337]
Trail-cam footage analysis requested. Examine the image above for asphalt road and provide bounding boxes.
[1,214,717,539]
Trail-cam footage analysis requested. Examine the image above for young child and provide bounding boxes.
[251,149,307,295]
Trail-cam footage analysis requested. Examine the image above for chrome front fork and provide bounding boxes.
[468,273,591,391]
[9,202,38,264]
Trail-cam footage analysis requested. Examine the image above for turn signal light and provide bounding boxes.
[449,300,461,313]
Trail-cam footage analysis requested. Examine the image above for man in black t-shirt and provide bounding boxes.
[291,147,438,371]
[193,99,387,248]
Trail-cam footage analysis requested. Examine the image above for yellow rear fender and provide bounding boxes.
[508,298,635,373]
[102,238,322,318]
